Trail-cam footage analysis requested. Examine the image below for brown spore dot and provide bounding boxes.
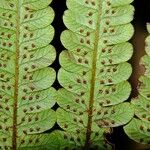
[111,109,115,114]
[81,99,85,104]
[30,128,34,132]
[30,33,33,38]
[30,54,34,58]
[3,42,6,46]
[68,85,72,89]
[31,43,36,48]
[103,29,107,33]
[36,105,41,109]
[1,32,5,36]
[111,120,115,124]
[35,139,40,143]
[23,130,27,134]
[146,104,150,108]
[8,43,12,47]
[73,109,77,112]
[2,13,6,16]
[28,117,32,122]
[10,3,14,7]
[105,10,110,14]
[64,124,68,128]
[79,111,83,115]
[86,40,90,45]
[24,67,28,71]
[147,94,150,98]
[142,114,146,118]
[77,48,81,52]
[110,28,115,33]
[30,14,34,18]
[24,46,28,50]
[147,128,150,132]
[112,10,116,14]
[10,23,14,27]
[107,1,111,6]
[21,117,25,122]
[80,29,84,33]
[64,134,68,139]
[109,59,113,63]
[95,132,99,136]
[29,96,33,100]
[101,60,105,65]
[108,49,112,53]
[106,20,110,25]
[31,65,36,69]
[100,80,105,84]
[36,95,40,99]
[79,119,83,124]
[103,40,108,44]
[23,34,27,38]
[22,96,26,100]
[23,109,27,113]
[9,14,12,18]
[88,20,93,25]
[88,12,93,16]
[21,139,25,144]
[83,71,86,75]
[75,99,79,103]
[91,1,95,6]
[85,60,89,64]
[4,22,8,26]
[86,32,90,36]
[83,80,87,84]
[104,110,108,115]
[102,48,106,53]
[108,79,112,83]
[85,1,89,4]
[80,38,84,43]
[77,137,81,142]
[73,118,77,122]
[5,106,10,111]
[106,100,110,104]
[77,79,81,83]
[29,139,33,143]
[24,14,28,19]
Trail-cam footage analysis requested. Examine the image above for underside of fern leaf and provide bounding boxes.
[124,24,150,145]
[0,0,56,149]
[56,0,134,149]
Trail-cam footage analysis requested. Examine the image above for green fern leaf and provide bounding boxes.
[124,24,150,145]
[57,0,134,149]
[0,0,56,149]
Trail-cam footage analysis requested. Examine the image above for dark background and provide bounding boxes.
[50,0,150,149]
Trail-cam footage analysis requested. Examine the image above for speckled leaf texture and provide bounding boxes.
[56,0,134,149]
[0,0,56,150]
[124,24,150,146]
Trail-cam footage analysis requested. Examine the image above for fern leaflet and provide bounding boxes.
[0,0,56,149]
[124,24,150,146]
[56,0,134,149]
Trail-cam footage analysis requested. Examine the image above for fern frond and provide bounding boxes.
[124,24,150,145]
[57,0,134,149]
[0,0,56,149]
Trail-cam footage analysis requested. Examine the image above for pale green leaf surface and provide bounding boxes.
[0,0,56,149]
[57,0,134,149]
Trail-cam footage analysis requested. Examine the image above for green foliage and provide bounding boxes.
[0,0,56,149]
[56,0,134,149]
[124,24,150,145]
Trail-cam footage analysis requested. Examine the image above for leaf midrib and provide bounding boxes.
[84,1,102,149]
[12,0,21,149]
